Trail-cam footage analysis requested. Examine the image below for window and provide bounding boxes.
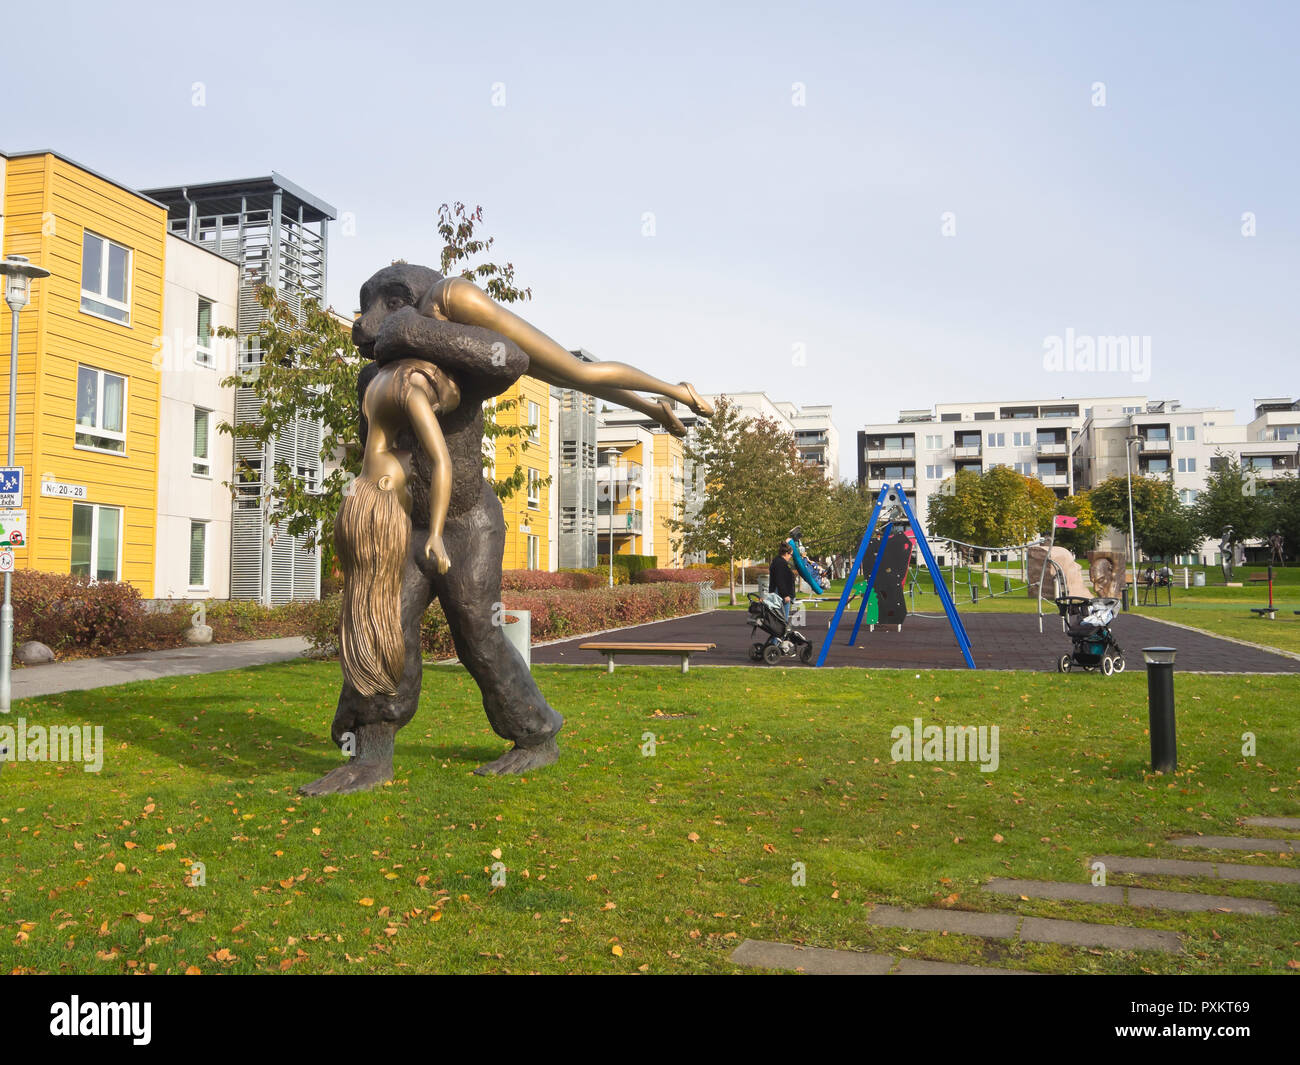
[1146,458,1170,473]
[1176,425,1197,441]
[193,408,211,477]
[80,231,132,324]
[1038,462,1060,477]
[1014,462,1033,475]
[987,432,1005,448]
[195,297,214,366]
[1179,489,1199,504]
[526,467,541,508]
[1011,432,1030,447]
[189,521,208,588]
[527,400,541,443]
[75,365,127,453]
[974,411,995,421]
[1177,457,1197,473]
[925,464,943,479]
[71,503,122,582]
[526,534,540,570]
[924,434,943,450]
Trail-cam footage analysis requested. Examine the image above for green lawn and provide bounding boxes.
[2,662,1297,974]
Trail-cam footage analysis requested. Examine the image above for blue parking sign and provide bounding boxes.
[0,467,23,508]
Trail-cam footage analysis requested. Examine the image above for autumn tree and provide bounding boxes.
[1193,452,1266,553]
[1052,490,1104,555]
[1090,473,1185,558]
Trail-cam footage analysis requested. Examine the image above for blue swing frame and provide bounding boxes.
[813,483,975,669]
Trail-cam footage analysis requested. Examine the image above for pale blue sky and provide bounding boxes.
[6,1,1297,476]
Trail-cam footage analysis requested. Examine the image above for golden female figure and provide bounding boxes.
[335,359,459,697]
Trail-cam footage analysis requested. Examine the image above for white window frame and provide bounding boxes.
[74,364,128,455]
[526,534,540,570]
[195,296,215,367]
[80,230,133,325]
[193,407,212,478]
[527,400,542,444]
[526,467,541,509]
[70,502,124,583]
[188,519,209,590]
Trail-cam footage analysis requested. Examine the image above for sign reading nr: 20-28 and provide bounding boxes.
[40,480,88,500]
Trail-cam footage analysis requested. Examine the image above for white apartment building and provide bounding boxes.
[153,233,240,599]
[859,396,1147,529]
[774,401,839,481]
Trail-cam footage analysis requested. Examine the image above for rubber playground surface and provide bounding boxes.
[531,608,1300,674]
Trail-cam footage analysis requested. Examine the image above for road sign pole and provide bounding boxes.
[1,303,18,712]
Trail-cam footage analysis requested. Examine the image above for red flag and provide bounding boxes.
[1054,514,1078,529]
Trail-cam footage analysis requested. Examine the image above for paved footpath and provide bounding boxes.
[11,637,312,700]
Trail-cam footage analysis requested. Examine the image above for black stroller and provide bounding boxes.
[1053,596,1126,675]
[747,591,815,665]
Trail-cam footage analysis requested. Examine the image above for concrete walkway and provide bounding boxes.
[11,637,313,700]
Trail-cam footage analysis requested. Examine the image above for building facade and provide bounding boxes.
[0,150,168,593]
[143,174,335,604]
[153,233,240,599]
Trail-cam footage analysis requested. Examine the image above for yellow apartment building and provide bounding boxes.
[493,374,552,569]
[0,150,166,594]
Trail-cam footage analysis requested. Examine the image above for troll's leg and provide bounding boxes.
[430,479,563,774]
[300,544,433,795]
[434,278,712,423]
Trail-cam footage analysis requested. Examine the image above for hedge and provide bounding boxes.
[304,582,702,660]
[11,571,317,659]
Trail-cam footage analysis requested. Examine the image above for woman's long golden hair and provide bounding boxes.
[335,476,410,696]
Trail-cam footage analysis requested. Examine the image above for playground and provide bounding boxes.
[533,607,1300,674]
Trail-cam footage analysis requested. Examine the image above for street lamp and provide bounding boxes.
[603,448,620,588]
[0,255,51,714]
[1124,432,1142,611]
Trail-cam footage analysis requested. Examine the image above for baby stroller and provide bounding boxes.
[747,591,815,665]
[1053,596,1125,675]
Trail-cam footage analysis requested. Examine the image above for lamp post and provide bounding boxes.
[1124,432,1141,611]
[1141,646,1177,772]
[0,255,51,714]
[603,448,620,588]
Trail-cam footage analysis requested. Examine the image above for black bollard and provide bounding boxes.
[1142,647,1177,772]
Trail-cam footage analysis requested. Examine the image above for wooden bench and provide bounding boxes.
[579,641,715,674]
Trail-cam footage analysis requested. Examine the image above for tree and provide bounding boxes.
[1089,473,1182,558]
[927,467,1055,554]
[666,397,818,603]
[220,204,543,570]
[217,287,360,563]
[1141,502,1202,562]
[1053,491,1104,555]
[1193,452,1266,553]
[1263,475,1300,564]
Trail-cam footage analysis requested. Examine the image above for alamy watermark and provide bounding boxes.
[1042,328,1151,383]
[890,718,999,772]
[0,719,104,772]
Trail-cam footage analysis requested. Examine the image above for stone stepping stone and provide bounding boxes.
[1091,855,1300,886]
[1244,816,1300,831]
[1171,835,1296,853]
[868,904,1180,953]
[730,939,894,974]
[985,877,1277,915]
[729,939,1034,975]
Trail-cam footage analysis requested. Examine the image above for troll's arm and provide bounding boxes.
[373,305,526,392]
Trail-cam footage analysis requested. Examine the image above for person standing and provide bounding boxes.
[769,543,797,621]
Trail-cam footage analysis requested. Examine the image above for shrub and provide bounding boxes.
[304,583,701,660]
[633,567,713,584]
[502,570,603,591]
[12,571,147,652]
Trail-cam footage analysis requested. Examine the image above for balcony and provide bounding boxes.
[1138,437,1172,455]
[868,477,915,491]
[1245,465,1297,481]
[866,446,915,460]
[953,443,982,458]
[1036,441,1068,457]
[597,507,643,535]
[1039,473,1068,487]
